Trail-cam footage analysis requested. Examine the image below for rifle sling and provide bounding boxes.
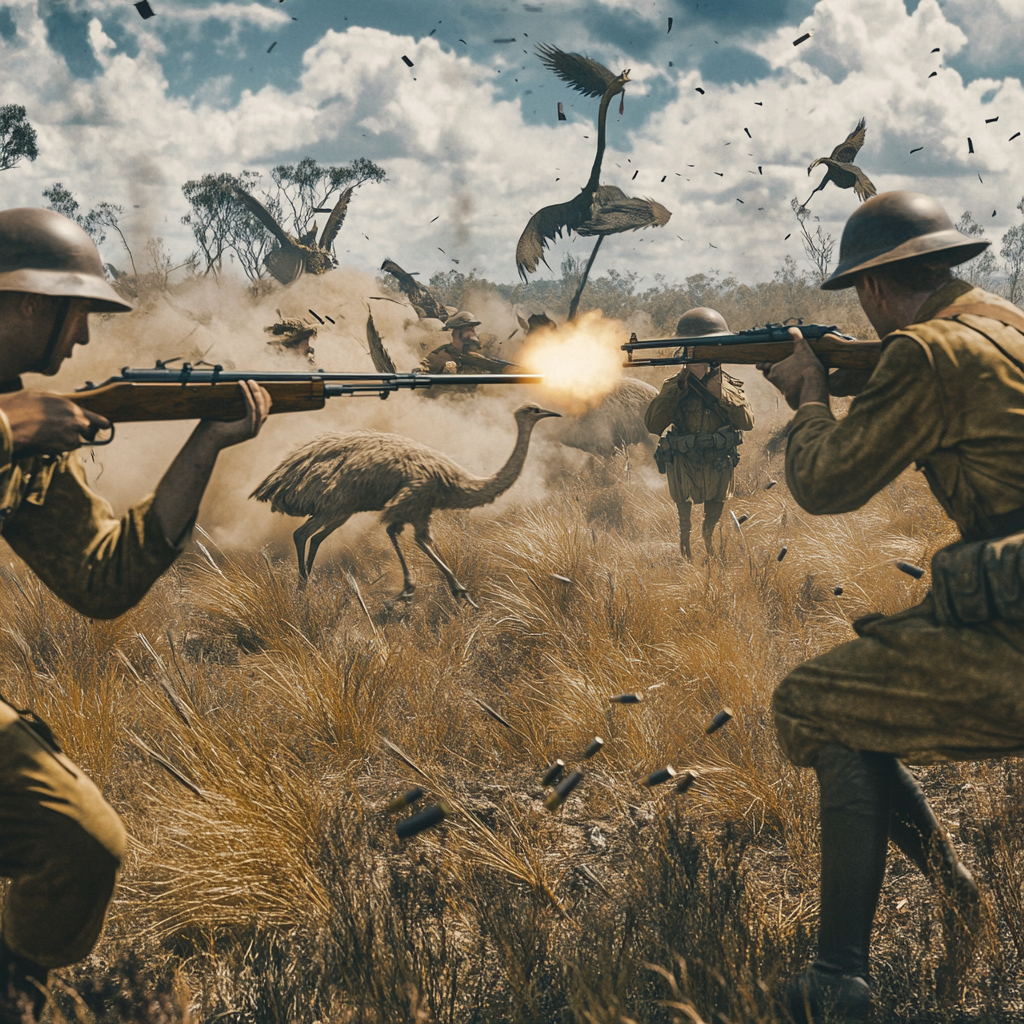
[684,373,729,428]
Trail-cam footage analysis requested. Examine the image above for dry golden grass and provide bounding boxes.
[2,420,1023,1023]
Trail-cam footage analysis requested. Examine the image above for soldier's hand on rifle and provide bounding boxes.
[827,367,872,397]
[194,380,272,449]
[757,328,829,410]
[0,391,112,455]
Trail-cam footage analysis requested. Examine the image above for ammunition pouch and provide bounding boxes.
[655,425,742,471]
[931,530,1024,626]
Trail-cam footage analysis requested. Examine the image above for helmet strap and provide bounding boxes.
[30,296,71,374]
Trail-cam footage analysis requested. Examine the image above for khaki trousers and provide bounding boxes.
[0,700,125,968]
[773,596,1024,767]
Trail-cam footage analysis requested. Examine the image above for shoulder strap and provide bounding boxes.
[933,302,1024,336]
[685,374,730,426]
[932,302,1024,376]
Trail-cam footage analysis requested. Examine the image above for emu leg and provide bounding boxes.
[293,518,323,585]
[413,526,479,609]
[387,522,416,600]
[305,517,350,578]
[567,234,604,322]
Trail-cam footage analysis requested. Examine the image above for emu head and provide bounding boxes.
[514,404,562,425]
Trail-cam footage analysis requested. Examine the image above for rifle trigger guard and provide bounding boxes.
[84,425,115,447]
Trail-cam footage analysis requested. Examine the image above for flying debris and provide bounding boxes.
[968,137,974,153]
[736,198,744,203]
[429,28,435,35]
[541,760,565,786]
[709,243,718,248]
[910,146,923,153]
[544,770,583,811]
[438,247,445,253]
[792,32,811,46]
[558,101,566,120]
[714,171,723,176]
[928,72,937,78]
[754,101,763,105]
[325,315,335,325]
[494,37,517,43]
[758,166,763,174]
[644,767,677,787]
[475,699,513,730]
[385,787,425,813]
[583,737,604,759]
[459,38,467,44]
[706,708,733,735]
[784,233,791,240]
[668,16,673,32]
[675,770,698,795]
[396,803,447,838]
[895,560,926,580]
[134,0,154,17]
[402,55,414,67]
[931,47,940,52]
[992,210,997,217]
[430,215,439,223]
[695,87,705,94]
[803,117,876,206]
[834,586,844,596]
[744,127,751,138]
[979,174,984,183]
[267,41,277,53]
[631,169,638,180]
[986,117,999,123]
[308,309,324,324]
[1011,133,1021,141]
[778,546,788,561]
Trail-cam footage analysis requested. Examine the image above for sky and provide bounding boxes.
[1,0,1023,290]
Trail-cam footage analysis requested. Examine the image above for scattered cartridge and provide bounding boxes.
[385,786,425,814]
[396,802,447,839]
[778,546,788,561]
[706,707,733,735]
[643,766,677,787]
[583,736,605,759]
[675,770,699,795]
[895,560,925,579]
[541,759,565,786]
[544,770,583,811]
[609,693,642,704]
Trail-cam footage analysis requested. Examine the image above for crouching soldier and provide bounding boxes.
[760,191,1024,1022]
[0,208,271,1021]
[644,307,754,559]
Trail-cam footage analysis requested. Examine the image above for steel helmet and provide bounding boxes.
[445,310,482,331]
[0,208,132,312]
[821,191,989,291]
[675,307,730,338]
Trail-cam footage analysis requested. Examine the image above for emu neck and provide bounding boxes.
[460,419,538,506]
[585,84,620,192]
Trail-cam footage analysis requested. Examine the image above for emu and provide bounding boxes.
[250,405,560,606]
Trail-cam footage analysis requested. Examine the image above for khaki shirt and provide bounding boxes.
[644,368,755,436]
[786,281,1024,542]
[420,343,466,374]
[0,390,185,619]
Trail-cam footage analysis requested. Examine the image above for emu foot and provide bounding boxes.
[453,589,480,610]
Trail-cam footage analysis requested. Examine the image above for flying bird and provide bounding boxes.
[515,44,671,319]
[802,117,877,207]
[232,185,355,285]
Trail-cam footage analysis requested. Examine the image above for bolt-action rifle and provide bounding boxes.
[622,322,880,370]
[61,361,542,430]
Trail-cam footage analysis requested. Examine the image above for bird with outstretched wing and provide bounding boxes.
[318,186,354,251]
[803,118,877,207]
[515,44,671,319]
[380,258,450,321]
[365,311,396,373]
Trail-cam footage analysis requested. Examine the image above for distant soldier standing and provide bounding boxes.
[0,209,271,1022]
[644,307,754,559]
[761,192,1024,1022]
[419,310,486,373]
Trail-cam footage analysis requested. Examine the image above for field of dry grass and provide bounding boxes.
[4,405,1024,1024]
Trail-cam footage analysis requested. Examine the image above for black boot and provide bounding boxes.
[785,744,891,1024]
[888,760,980,933]
[0,942,48,1023]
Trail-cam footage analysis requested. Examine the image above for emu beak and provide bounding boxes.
[537,409,562,419]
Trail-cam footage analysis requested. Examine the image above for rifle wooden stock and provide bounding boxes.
[630,335,881,370]
[61,380,327,423]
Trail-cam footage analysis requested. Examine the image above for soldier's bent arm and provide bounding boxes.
[785,336,944,515]
[644,375,684,434]
[1,452,186,620]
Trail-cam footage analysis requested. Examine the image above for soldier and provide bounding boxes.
[759,191,1024,1022]
[0,208,271,1022]
[644,307,754,559]
[419,310,485,373]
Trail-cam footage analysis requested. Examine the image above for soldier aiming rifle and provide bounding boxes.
[0,207,274,1021]
[644,308,754,559]
[760,191,1024,1023]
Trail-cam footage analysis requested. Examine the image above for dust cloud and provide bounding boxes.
[21,269,791,561]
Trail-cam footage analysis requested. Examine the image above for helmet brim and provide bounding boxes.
[821,234,990,291]
[0,268,133,312]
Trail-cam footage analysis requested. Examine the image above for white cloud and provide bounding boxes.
[0,0,1022,294]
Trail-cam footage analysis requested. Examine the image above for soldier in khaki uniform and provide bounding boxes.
[418,310,485,373]
[759,192,1024,1022]
[0,208,271,1021]
[644,308,754,558]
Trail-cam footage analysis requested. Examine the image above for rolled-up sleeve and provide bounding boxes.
[785,336,945,515]
[2,454,186,619]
